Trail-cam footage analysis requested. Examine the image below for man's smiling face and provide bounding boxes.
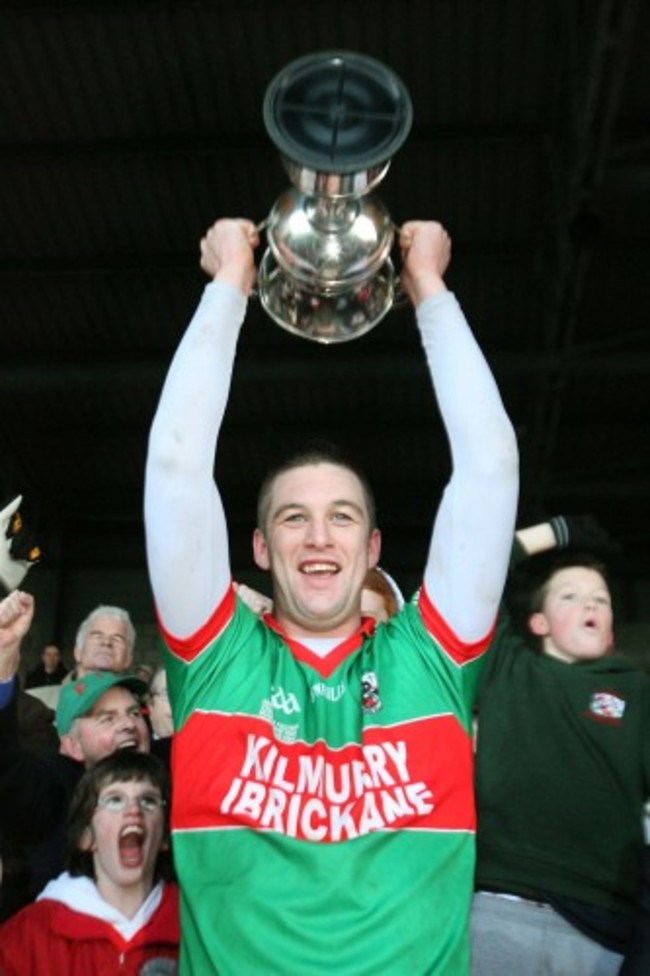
[253,462,381,639]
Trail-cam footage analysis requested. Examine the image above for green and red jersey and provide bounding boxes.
[163,584,491,975]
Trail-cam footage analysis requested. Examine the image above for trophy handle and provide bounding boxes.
[390,223,412,310]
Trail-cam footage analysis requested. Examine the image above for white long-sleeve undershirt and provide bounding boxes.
[145,281,518,643]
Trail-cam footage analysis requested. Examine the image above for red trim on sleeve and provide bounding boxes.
[156,585,236,663]
[418,584,495,665]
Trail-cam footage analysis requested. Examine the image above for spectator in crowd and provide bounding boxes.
[147,666,173,740]
[0,590,169,911]
[29,605,137,714]
[1,681,59,921]
[0,750,179,975]
[232,580,274,616]
[361,566,404,623]
[471,516,650,976]
[143,217,518,974]
[134,662,154,684]
[25,643,68,688]
[71,605,136,678]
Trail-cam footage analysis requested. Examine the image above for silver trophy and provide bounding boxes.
[257,50,413,343]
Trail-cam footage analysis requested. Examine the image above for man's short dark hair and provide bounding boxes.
[256,440,377,534]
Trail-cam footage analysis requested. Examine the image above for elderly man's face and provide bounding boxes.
[75,615,132,675]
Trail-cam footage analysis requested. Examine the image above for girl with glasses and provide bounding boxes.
[0,751,179,975]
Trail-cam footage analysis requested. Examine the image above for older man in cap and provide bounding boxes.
[0,590,168,915]
[55,670,149,762]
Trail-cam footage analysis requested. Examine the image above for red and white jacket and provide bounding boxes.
[0,873,179,976]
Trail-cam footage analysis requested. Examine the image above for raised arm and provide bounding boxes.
[400,222,519,642]
[0,589,34,686]
[144,219,259,637]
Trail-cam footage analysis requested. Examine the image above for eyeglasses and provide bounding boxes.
[96,792,165,814]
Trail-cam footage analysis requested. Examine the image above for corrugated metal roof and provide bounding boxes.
[0,0,647,606]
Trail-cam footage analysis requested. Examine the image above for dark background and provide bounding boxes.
[1,0,648,660]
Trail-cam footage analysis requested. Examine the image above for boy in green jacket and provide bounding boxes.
[472,517,650,975]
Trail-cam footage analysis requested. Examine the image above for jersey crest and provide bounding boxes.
[585,690,626,724]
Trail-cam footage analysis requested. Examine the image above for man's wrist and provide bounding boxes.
[515,523,557,556]
[215,261,255,297]
[0,646,20,683]
[408,272,447,306]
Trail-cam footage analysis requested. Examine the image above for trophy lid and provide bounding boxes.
[263,50,413,176]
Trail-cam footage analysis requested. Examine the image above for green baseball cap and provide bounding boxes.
[56,671,148,737]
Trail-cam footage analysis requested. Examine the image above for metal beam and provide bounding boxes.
[524,0,643,505]
[1,347,650,393]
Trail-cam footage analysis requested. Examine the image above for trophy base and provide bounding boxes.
[257,250,395,345]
